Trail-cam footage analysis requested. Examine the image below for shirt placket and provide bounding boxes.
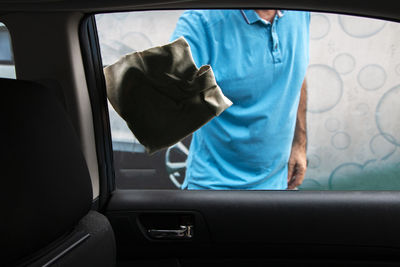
[270,16,282,64]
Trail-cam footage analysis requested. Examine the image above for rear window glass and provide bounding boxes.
[0,22,15,79]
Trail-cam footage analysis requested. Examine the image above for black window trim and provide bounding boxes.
[79,15,116,210]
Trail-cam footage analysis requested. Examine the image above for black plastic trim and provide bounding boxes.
[107,189,400,262]
[42,234,91,267]
[0,1,400,23]
[79,15,116,211]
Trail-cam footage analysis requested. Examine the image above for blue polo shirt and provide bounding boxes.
[170,10,310,189]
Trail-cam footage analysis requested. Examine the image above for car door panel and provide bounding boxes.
[77,2,400,265]
[106,190,400,265]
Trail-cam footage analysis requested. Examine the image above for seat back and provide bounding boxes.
[1,78,115,266]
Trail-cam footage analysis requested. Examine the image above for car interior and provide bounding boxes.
[1,0,400,266]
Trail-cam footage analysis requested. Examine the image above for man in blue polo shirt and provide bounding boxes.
[170,10,309,190]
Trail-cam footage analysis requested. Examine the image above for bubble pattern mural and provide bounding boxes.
[306,12,400,190]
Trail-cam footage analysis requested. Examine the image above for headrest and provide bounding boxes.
[1,78,93,265]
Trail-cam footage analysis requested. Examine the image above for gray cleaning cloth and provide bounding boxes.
[104,37,232,154]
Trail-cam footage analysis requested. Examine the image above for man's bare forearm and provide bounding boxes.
[287,80,308,189]
[292,80,307,150]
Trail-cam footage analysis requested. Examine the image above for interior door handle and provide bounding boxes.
[148,225,193,240]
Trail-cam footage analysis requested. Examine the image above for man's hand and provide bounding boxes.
[287,79,307,190]
[287,144,307,189]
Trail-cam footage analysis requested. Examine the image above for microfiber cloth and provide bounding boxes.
[104,37,232,153]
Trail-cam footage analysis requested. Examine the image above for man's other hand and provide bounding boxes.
[288,79,307,190]
[287,144,307,190]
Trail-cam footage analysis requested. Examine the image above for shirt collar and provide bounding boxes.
[240,10,285,25]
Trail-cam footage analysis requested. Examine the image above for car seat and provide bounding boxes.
[1,78,116,266]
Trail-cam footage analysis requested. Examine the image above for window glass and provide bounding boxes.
[96,11,400,190]
[0,22,15,79]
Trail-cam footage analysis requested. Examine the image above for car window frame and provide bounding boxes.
[80,7,400,198]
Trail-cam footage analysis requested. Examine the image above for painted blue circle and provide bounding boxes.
[325,118,340,132]
[369,133,397,160]
[331,132,351,150]
[333,53,356,75]
[328,162,363,190]
[376,85,400,146]
[358,64,387,91]
[338,15,386,38]
[307,154,321,169]
[310,14,331,40]
[307,64,343,113]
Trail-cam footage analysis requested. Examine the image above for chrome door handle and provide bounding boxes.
[148,225,193,239]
